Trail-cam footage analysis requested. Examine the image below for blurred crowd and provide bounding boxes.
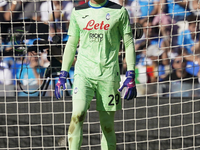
[0,0,200,97]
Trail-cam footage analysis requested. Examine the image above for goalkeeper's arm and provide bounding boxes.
[54,35,79,99]
[118,33,137,99]
[61,36,79,72]
[123,33,136,71]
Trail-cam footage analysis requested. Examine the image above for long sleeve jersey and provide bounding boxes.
[61,0,136,81]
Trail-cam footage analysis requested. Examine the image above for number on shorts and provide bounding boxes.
[108,94,120,106]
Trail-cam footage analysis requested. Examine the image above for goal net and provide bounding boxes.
[0,0,200,149]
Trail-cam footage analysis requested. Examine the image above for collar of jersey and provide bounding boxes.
[88,0,108,9]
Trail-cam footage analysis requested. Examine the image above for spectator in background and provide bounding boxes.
[164,55,198,84]
[135,41,149,66]
[117,0,141,23]
[0,1,17,70]
[3,1,43,52]
[137,0,160,24]
[62,1,74,23]
[17,1,42,21]
[134,19,155,84]
[133,43,171,95]
[0,61,12,85]
[0,0,7,21]
[0,0,7,52]
[145,44,171,82]
[135,18,158,51]
[178,14,200,55]
[40,0,73,23]
[0,1,15,58]
[189,0,200,17]
[160,0,191,22]
[3,1,42,21]
[16,52,45,86]
[152,13,179,57]
[16,52,45,96]
[162,56,199,97]
[3,1,17,21]
[40,0,73,40]
[135,41,170,83]
[40,51,50,68]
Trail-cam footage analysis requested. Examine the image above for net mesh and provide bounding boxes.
[0,0,200,149]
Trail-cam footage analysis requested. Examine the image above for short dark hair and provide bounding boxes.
[187,14,199,24]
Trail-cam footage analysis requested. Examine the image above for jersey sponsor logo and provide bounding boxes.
[89,33,103,42]
[83,20,110,30]
[82,15,89,19]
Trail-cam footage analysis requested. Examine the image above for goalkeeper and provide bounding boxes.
[55,0,137,149]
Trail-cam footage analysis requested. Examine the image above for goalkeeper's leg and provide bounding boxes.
[99,111,116,150]
[67,99,88,150]
[67,75,94,150]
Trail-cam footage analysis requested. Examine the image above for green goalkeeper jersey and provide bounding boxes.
[67,0,132,81]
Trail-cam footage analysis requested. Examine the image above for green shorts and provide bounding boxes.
[72,74,122,111]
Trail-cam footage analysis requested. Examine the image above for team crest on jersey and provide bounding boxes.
[106,13,110,20]
[74,87,78,94]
